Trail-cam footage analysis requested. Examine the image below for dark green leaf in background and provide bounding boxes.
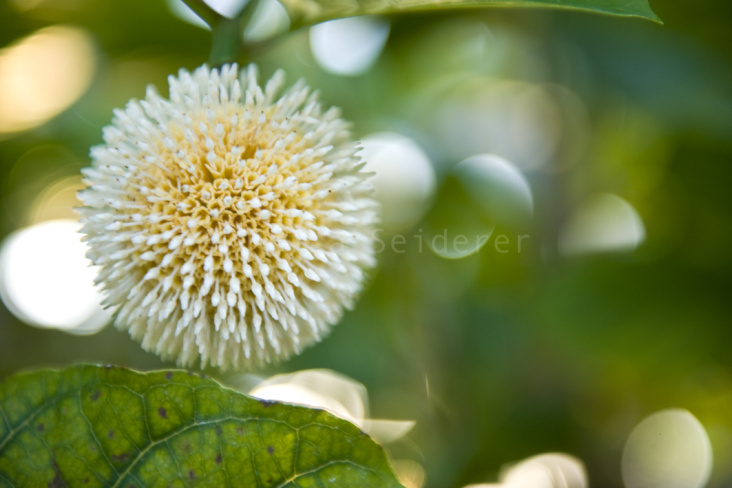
[281,0,661,30]
[0,365,403,487]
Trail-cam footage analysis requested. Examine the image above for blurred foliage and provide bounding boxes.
[0,0,731,487]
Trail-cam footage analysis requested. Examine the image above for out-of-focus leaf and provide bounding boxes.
[282,0,661,30]
[0,364,403,488]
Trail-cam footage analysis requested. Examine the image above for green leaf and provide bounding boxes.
[0,365,404,488]
[281,0,661,29]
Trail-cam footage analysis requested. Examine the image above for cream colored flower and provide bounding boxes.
[79,64,378,370]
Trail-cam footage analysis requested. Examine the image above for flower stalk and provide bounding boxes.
[182,0,262,66]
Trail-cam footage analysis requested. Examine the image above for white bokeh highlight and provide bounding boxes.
[166,0,289,41]
[558,193,646,257]
[455,154,534,224]
[0,25,96,134]
[622,409,713,488]
[392,459,427,488]
[243,0,290,42]
[360,132,436,232]
[0,219,111,335]
[249,369,415,444]
[166,0,248,26]
[428,81,562,171]
[427,154,532,260]
[310,16,390,76]
[464,453,587,488]
[251,369,367,426]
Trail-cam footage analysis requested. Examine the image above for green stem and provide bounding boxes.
[182,0,265,67]
[209,17,244,67]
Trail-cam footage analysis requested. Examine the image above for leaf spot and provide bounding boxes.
[215,426,222,436]
[48,475,64,488]
[107,430,114,438]
[215,454,222,464]
[90,390,101,401]
[112,453,129,463]
[165,372,173,380]
[189,470,195,479]
[37,423,44,432]
[158,407,168,419]
[49,460,66,488]
[267,445,274,455]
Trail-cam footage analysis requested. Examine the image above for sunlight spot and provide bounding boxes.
[243,0,290,42]
[365,419,417,444]
[0,219,111,335]
[167,0,289,40]
[558,193,646,256]
[310,16,390,76]
[201,0,249,17]
[166,0,210,28]
[249,369,414,442]
[426,154,532,259]
[0,26,96,134]
[360,132,436,232]
[622,409,713,488]
[427,80,563,171]
[455,154,534,224]
[250,369,368,426]
[166,0,249,27]
[503,454,587,488]
[463,453,587,488]
[393,459,426,488]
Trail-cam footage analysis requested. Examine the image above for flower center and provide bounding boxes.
[117,103,336,310]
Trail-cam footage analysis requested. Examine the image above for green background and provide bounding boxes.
[1,0,731,486]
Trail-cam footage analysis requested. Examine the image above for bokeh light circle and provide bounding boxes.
[310,16,390,76]
[360,132,436,232]
[0,25,95,134]
[0,219,111,334]
[622,409,713,488]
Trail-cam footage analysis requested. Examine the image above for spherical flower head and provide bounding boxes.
[79,64,378,370]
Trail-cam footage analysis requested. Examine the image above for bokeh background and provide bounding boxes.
[0,0,731,486]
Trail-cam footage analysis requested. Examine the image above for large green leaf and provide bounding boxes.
[281,0,660,29]
[0,365,403,488]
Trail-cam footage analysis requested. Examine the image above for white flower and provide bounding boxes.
[78,64,378,370]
